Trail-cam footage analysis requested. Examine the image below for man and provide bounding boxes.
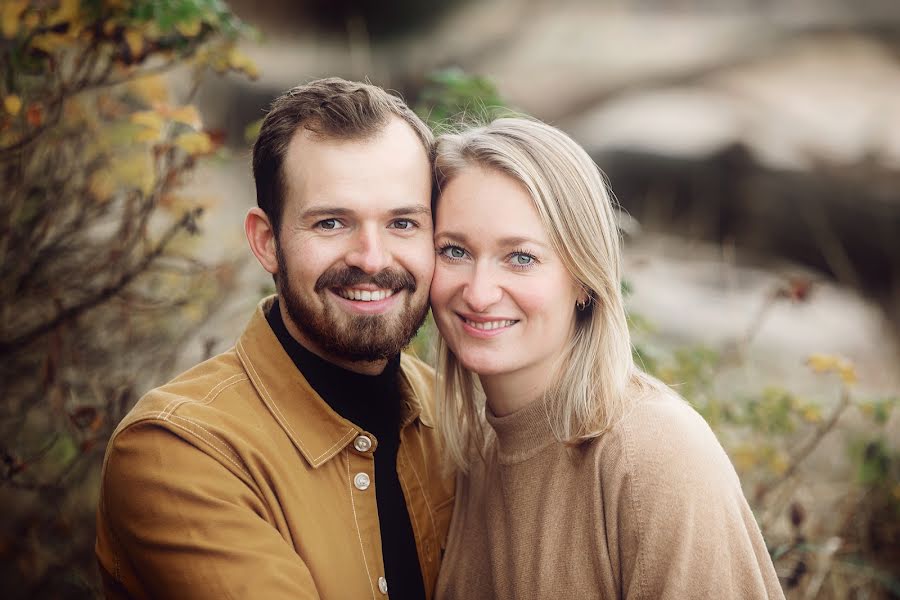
[96,78,454,599]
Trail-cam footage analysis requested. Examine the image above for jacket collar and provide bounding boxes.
[236,296,432,468]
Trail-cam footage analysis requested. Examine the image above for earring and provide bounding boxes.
[576,299,587,311]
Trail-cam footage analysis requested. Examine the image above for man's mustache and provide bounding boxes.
[315,266,417,293]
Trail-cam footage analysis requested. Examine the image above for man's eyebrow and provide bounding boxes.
[388,205,431,217]
[300,207,352,220]
[299,205,430,220]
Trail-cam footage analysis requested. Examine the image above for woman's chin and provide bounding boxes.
[456,355,510,378]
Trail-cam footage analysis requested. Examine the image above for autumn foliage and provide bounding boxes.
[0,1,255,596]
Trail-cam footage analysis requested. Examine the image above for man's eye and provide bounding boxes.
[317,219,343,230]
[391,219,416,230]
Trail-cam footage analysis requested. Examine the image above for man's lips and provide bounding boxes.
[333,287,397,302]
[329,287,403,314]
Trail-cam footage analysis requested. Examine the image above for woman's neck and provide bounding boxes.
[480,371,548,417]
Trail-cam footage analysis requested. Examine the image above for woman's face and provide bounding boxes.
[431,166,582,385]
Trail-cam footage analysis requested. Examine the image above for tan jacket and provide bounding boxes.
[96,297,455,599]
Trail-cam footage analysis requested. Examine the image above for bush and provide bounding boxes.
[0,1,255,596]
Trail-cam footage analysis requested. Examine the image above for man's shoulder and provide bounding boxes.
[114,346,260,440]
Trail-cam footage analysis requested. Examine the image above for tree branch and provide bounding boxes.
[0,209,200,357]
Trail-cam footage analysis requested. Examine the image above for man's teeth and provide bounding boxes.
[464,319,516,331]
[337,288,396,302]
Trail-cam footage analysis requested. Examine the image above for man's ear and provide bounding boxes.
[245,207,279,276]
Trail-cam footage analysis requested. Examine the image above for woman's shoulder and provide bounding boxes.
[591,378,741,495]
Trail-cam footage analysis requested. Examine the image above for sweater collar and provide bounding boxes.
[485,397,557,464]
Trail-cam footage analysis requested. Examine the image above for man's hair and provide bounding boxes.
[252,77,434,236]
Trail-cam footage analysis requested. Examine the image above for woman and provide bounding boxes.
[430,117,784,599]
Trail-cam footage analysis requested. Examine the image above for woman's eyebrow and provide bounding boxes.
[434,231,549,250]
[495,236,548,249]
[434,231,469,244]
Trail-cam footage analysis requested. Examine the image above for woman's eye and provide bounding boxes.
[317,219,343,230]
[511,253,535,266]
[440,246,467,259]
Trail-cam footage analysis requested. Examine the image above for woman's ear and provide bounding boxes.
[245,208,279,276]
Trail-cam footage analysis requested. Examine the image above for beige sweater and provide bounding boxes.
[435,391,785,599]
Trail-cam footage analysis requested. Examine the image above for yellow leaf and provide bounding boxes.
[838,364,857,385]
[31,32,69,53]
[48,0,80,27]
[112,153,154,194]
[769,453,789,476]
[1,0,27,39]
[4,95,22,116]
[732,445,757,472]
[128,74,169,105]
[175,18,202,38]
[124,29,143,57]
[130,110,165,131]
[800,404,821,424]
[89,170,116,204]
[174,131,212,155]
[134,127,161,143]
[807,353,841,373]
[806,353,857,385]
[169,105,202,129]
[143,21,162,41]
[227,48,260,79]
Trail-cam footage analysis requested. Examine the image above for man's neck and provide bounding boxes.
[277,300,389,376]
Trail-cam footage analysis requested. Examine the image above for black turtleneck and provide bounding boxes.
[266,300,425,600]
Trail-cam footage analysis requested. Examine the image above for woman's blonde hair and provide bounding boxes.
[434,117,647,470]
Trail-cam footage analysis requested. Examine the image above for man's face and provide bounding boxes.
[274,117,434,364]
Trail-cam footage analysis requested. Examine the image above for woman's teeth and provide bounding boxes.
[464,319,516,330]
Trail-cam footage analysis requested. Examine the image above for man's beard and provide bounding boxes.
[276,246,429,363]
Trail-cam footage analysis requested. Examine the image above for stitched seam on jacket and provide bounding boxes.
[346,451,377,599]
[163,416,252,479]
[399,444,437,534]
[157,374,247,420]
[313,429,357,463]
[239,339,354,465]
[238,340,310,455]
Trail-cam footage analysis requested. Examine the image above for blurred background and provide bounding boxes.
[1,0,898,597]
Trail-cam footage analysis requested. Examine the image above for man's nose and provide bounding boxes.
[345,225,390,275]
[461,264,502,312]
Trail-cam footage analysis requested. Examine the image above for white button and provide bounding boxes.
[353,472,370,490]
[353,435,372,452]
[378,576,388,594]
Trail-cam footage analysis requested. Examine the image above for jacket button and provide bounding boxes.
[378,576,388,594]
[353,435,372,452]
[353,472,371,490]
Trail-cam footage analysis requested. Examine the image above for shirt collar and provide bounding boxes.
[236,296,431,469]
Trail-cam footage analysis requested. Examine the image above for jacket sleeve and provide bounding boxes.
[98,423,321,600]
[612,397,785,600]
